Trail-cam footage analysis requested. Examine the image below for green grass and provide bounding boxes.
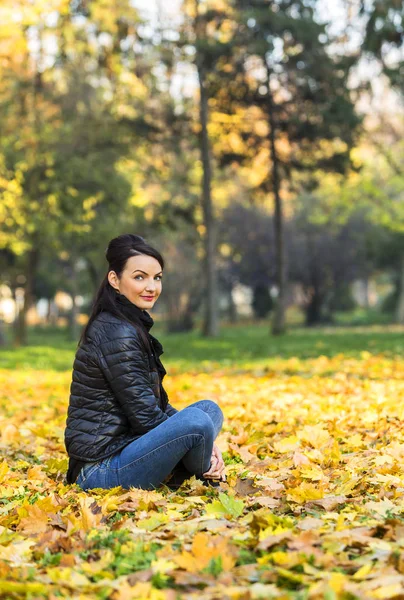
[1,320,403,372]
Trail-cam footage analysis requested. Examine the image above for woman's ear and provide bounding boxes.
[108,271,120,292]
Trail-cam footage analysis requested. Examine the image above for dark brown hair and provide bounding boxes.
[77,234,164,348]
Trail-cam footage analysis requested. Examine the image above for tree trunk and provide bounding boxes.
[87,257,101,293]
[67,259,80,342]
[195,1,218,338]
[46,298,52,324]
[266,68,286,335]
[305,286,324,326]
[0,319,6,347]
[11,285,19,344]
[14,246,40,346]
[227,281,237,323]
[396,253,404,324]
[363,277,370,310]
[47,299,58,326]
[166,288,203,333]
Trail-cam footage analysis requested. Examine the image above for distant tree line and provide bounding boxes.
[0,0,402,345]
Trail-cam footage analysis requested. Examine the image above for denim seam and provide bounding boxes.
[79,463,100,483]
[116,433,205,473]
[200,433,205,474]
[99,455,114,470]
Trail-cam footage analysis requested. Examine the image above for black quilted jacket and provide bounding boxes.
[64,310,177,478]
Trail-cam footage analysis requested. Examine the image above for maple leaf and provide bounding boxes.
[228,442,255,463]
[0,538,36,566]
[286,482,325,503]
[137,512,169,531]
[364,498,399,518]
[205,493,244,519]
[298,425,331,449]
[173,532,236,572]
[273,436,300,453]
[16,503,50,535]
[310,495,347,511]
[76,497,105,531]
[0,462,10,484]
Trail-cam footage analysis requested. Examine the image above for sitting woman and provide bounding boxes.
[64,233,225,491]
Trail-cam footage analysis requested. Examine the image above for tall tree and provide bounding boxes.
[359,0,404,321]
[0,0,143,344]
[361,0,403,90]
[179,0,234,336]
[218,0,360,334]
[195,3,218,337]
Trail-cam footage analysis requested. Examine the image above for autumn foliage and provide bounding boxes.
[1,352,404,598]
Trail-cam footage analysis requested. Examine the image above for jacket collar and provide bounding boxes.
[114,293,165,363]
[115,293,154,332]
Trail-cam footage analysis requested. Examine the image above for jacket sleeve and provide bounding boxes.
[165,403,178,417]
[97,333,169,434]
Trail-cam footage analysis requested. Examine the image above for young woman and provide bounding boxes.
[64,233,225,491]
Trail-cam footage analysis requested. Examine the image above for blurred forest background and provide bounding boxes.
[0,0,403,346]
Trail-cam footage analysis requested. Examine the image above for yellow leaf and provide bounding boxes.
[298,425,330,448]
[0,462,9,484]
[273,436,300,453]
[0,582,48,595]
[26,465,47,480]
[293,451,311,466]
[259,524,293,541]
[137,512,169,531]
[78,497,104,531]
[364,498,398,517]
[353,562,373,580]
[1,424,19,443]
[328,572,347,592]
[173,532,236,572]
[286,482,324,503]
[16,503,49,534]
[374,455,394,466]
[298,464,326,481]
[0,486,13,498]
[80,549,114,575]
[372,584,404,599]
[346,433,363,448]
[276,567,304,583]
[0,539,35,565]
[192,532,210,559]
[150,558,178,574]
[47,567,91,587]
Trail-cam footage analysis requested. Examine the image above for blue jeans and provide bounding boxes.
[75,400,224,491]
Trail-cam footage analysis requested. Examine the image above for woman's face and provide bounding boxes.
[108,254,163,310]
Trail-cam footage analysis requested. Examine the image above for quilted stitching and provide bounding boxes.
[64,312,176,461]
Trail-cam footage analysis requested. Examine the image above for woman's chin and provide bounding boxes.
[139,300,156,309]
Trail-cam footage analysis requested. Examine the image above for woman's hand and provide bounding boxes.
[203,443,226,481]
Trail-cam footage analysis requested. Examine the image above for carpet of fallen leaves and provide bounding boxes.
[2,352,404,599]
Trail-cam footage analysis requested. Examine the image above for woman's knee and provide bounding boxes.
[179,407,215,438]
[200,400,224,428]
[191,399,223,418]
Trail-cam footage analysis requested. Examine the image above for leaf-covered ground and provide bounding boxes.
[2,350,404,598]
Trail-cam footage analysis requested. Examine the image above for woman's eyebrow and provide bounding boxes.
[131,269,163,275]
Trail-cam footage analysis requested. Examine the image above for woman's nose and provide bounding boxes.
[145,280,156,291]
